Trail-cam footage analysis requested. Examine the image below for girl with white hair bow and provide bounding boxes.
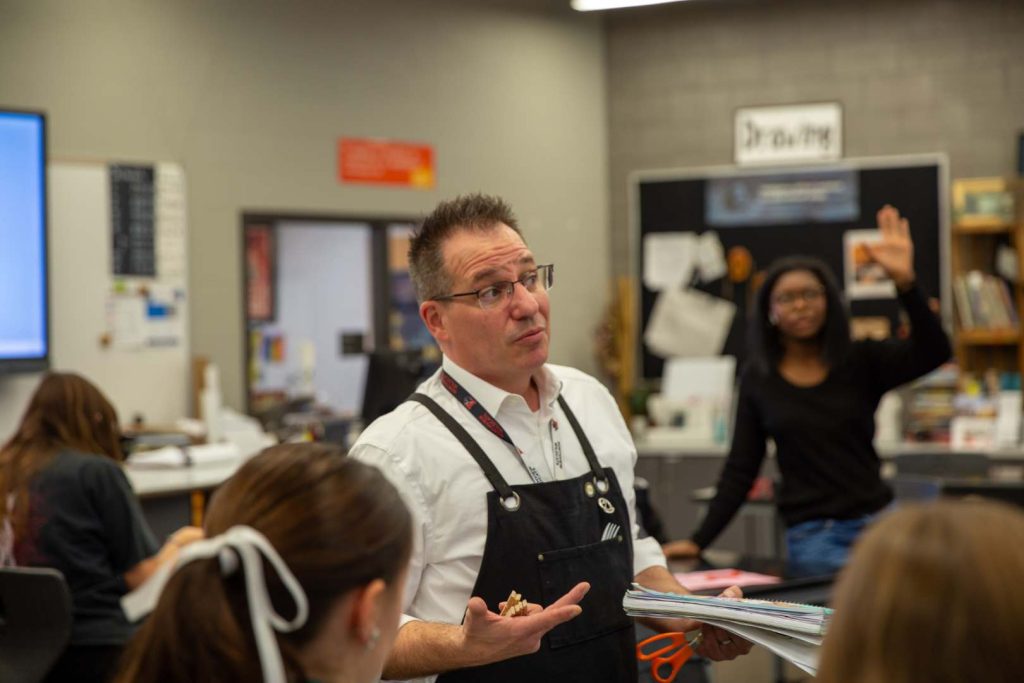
[116,443,412,683]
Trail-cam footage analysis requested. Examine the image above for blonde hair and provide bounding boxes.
[817,499,1024,683]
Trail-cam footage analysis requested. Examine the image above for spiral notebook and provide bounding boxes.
[623,585,832,675]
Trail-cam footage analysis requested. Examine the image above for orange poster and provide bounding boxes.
[338,138,435,188]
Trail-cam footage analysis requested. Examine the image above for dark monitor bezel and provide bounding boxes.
[0,107,50,375]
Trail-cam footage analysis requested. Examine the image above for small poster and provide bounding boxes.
[338,138,435,188]
[706,170,858,227]
[843,229,895,299]
[110,164,156,276]
[246,226,275,321]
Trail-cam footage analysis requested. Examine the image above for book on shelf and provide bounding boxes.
[954,271,1018,331]
[623,585,831,675]
[902,364,958,442]
[951,177,1017,226]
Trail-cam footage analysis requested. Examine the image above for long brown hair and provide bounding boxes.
[115,443,412,682]
[817,499,1024,683]
[0,372,123,539]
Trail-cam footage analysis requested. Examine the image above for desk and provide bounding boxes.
[126,460,243,539]
[635,437,1024,557]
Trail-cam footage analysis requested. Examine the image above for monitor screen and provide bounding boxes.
[0,109,49,372]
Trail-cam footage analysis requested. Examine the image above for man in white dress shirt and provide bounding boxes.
[350,194,750,683]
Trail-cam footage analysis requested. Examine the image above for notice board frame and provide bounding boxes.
[630,154,950,382]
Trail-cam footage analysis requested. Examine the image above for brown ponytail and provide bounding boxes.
[115,442,412,682]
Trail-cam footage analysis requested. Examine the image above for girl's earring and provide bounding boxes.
[768,313,778,326]
[366,626,381,652]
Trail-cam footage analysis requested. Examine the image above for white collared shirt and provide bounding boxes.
[350,357,665,683]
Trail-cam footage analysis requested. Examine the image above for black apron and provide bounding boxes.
[409,393,638,683]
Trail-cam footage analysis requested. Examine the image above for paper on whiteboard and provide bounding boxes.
[696,231,727,282]
[643,232,697,290]
[108,295,147,350]
[644,288,736,358]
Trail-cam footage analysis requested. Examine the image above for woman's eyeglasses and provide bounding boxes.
[772,286,825,307]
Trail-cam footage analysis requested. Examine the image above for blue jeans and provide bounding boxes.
[785,515,875,576]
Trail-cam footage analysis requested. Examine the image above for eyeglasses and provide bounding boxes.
[432,264,554,310]
[772,286,825,307]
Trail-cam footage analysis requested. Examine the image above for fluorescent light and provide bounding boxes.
[571,0,691,11]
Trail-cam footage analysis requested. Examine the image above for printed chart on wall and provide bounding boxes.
[634,156,947,380]
[105,164,188,351]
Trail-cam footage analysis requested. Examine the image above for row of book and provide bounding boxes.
[953,271,1019,330]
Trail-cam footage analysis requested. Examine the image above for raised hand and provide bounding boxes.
[865,204,915,290]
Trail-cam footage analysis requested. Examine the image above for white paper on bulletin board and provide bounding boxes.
[49,161,190,424]
[644,232,697,290]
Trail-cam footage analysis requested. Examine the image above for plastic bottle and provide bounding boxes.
[201,363,223,443]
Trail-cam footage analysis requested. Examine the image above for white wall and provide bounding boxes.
[0,0,609,426]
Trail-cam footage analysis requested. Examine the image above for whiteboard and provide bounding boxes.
[47,161,190,424]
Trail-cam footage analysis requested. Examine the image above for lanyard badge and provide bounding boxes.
[440,370,546,484]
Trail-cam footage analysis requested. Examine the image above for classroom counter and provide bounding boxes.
[126,459,246,498]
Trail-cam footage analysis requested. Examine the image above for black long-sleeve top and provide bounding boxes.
[691,285,952,549]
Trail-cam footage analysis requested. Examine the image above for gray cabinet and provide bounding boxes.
[635,452,781,558]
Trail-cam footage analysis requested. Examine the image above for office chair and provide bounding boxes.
[0,567,72,683]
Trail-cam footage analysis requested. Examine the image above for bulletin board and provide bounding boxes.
[48,161,190,423]
[632,155,949,381]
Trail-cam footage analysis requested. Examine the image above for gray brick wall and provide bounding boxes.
[607,0,1024,275]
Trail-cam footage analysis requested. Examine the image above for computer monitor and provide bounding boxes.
[0,109,49,373]
[361,350,433,425]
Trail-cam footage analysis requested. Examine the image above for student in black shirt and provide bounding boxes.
[0,372,202,683]
[663,206,951,575]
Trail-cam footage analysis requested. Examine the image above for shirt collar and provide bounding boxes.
[441,356,563,415]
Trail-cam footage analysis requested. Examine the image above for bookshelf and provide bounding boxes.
[950,178,1024,373]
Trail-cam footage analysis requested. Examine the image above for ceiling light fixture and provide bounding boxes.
[571,0,691,11]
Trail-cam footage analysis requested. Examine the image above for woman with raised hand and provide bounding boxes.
[817,499,1024,683]
[115,442,412,683]
[0,372,201,683]
[663,206,951,574]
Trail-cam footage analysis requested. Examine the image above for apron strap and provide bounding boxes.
[556,395,610,493]
[408,393,521,511]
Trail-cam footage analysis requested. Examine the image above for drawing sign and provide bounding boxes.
[735,102,842,166]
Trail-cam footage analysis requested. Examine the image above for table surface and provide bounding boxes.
[126,459,244,498]
[671,550,835,606]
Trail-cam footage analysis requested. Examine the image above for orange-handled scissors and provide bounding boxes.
[636,631,703,683]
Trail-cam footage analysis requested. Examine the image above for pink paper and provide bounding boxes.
[675,569,781,591]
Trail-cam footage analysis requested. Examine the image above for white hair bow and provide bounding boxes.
[122,525,309,683]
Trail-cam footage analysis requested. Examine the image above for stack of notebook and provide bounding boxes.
[623,584,832,674]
